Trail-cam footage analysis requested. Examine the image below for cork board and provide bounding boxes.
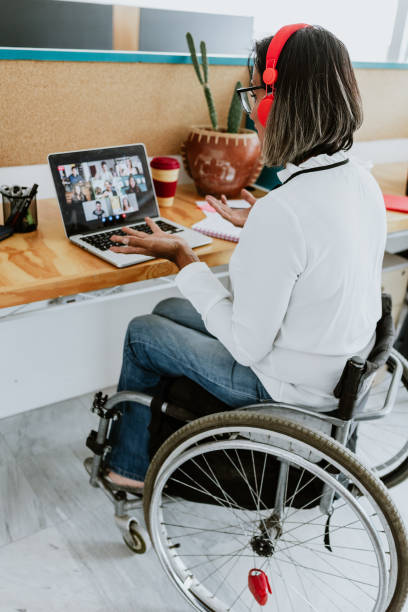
[0,60,248,167]
[0,59,406,167]
[354,69,408,141]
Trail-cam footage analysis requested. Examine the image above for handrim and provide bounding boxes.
[144,413,408,611]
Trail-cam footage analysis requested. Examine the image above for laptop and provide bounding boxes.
[48,143,212,268]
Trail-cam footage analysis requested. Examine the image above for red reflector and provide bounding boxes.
[248,569,272,606]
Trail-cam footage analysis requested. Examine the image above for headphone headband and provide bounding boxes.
[263,23,310,85]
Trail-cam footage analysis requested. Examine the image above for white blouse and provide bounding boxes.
[175,150,387,408]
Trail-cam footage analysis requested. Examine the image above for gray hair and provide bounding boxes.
[252,26,363,167]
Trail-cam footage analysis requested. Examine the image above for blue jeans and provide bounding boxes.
[108,297,272,481]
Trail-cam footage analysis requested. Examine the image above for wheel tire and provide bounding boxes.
[144,411,408,611]
[122,520,147,554]
[382,456,408,488]
[378,371,408,488]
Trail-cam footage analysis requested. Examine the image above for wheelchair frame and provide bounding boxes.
[85,348,405,555]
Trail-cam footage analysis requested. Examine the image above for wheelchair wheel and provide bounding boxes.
[357,351,408,488]
[144,412,408,612]
[122,520,148,554]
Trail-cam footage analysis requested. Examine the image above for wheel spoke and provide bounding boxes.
[161,522,246,538]
[186,456,255,535]
[282,528,380,595]
[272,545,326,611]
[276,516,376,556]
[147,420,400,612]
[274,551,378,592]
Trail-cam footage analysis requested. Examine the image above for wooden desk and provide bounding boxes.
[0,185,235,309]
[371,162,407,198]
[1,183,407,309]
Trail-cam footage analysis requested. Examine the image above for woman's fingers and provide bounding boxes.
[121,217,162,237]
[206,195,228,209]
[121,227,148,242]
[109,245,148,254]
[211,201,232,221]
[206,196,232,221]
[241,189,257,206]
[145,216,161,232]
[121,226,148,238]
[114,218,162,244]
[110,233,143,247]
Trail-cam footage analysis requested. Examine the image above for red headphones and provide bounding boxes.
[257,23,310,127]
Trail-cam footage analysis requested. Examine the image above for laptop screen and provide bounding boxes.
[48,144,159,237]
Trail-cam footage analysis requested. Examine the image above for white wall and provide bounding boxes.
[0,269,229,418]
[2,141,407,203]
[52,0,406,62]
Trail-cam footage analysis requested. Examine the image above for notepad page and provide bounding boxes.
[195,199,250,209]
[192,212,242,241]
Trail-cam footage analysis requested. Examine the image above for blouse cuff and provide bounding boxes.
[175,261,231,320]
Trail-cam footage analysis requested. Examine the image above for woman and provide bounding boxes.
[105,24,386,492]
[70,184,86,204]
[68,184,87,228]
[125,158,137,175]
[121,196,133,212]
[126,174,141,195]
[99,161,114,182]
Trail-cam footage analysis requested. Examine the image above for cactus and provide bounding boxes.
[200,41,208,83]
[186,32,218,130]
[186,32,203,85]
[185,33,243,134]
[227,80,244,133]
[204,86,218,129]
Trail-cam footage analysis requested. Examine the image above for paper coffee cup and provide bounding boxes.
[150,157,180,207]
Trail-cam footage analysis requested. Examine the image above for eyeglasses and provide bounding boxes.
[236,86,264,114]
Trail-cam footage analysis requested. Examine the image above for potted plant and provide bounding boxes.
[181,33,263,198]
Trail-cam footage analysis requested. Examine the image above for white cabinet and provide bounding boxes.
[0,267,229,418]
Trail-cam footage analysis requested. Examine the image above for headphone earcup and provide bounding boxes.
[257,94,274,127]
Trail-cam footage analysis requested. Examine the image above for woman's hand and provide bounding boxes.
[109,217,200,269]
[205,189,257,228]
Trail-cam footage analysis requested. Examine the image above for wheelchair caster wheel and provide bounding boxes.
[122,520,149,554]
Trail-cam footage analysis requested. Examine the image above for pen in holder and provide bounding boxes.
[0,184,38,232]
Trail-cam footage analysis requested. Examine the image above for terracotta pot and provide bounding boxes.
[181,126,263,198]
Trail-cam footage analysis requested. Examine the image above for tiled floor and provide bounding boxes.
[0,389,189,612]
[0,387,407,611]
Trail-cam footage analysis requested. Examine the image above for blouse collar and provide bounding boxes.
[276,150,349,184]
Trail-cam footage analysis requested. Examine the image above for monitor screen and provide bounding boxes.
[48,144,158,237]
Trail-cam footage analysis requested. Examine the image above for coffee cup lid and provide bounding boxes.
[150,157,180,170]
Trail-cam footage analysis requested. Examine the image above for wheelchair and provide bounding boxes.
[85,294,408,611]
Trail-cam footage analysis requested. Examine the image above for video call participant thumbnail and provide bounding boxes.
[92,200,106,220]
[99,161,114,182]
[71,184,87,204]
[126,174,141,195]
[69,165,82,185]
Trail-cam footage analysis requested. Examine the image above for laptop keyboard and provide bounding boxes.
[80,220,183,252]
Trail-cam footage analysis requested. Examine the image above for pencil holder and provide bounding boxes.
[1,186,38,232]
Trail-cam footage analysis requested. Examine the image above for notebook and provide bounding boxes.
[192,200,244,242]
[384,193,408,214]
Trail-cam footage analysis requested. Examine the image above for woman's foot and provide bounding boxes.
[106,470,144,489]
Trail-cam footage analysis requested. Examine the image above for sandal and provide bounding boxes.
[84,457,144,496]
[101,471,144,496]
